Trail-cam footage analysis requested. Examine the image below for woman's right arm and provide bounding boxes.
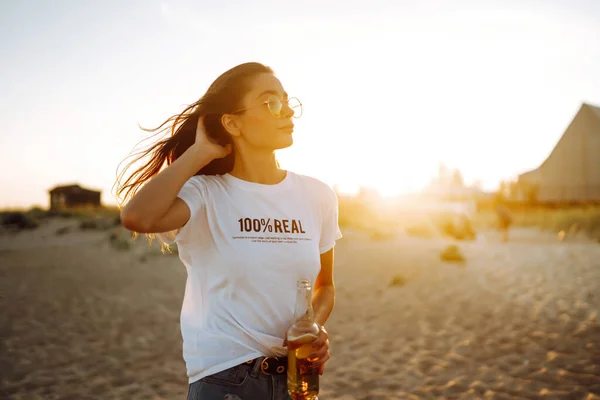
[120,117,231,234]
[120,146,212,233]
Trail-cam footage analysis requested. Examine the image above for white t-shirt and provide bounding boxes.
[156,171,343,384]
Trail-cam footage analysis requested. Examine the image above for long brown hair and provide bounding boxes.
[114,62,274,207]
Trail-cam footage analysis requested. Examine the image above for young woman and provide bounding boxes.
[116,62,342,399]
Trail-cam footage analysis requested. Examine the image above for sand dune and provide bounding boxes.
[1,219,599,399]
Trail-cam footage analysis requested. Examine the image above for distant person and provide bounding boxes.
[115,62,342,399]
[495,202,513,242]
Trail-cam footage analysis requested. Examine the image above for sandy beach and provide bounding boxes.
[1,218,599,399]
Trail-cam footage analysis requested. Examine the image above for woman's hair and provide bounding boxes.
[114,62,274,207]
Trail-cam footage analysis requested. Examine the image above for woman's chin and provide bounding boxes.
[274,135,294,150]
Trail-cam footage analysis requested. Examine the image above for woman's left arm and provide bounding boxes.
[313,248,336,326]
[310,248,336,374]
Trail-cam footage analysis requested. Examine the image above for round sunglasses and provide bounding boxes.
[232,95,303,119]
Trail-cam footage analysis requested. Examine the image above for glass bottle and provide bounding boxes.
[287,279,320,400]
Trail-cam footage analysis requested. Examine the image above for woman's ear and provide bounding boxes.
[221,114,242,138]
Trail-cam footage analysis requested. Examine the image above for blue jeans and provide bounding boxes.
[187,357,292,400]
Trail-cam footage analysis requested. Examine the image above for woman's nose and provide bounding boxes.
[280,101,294,118]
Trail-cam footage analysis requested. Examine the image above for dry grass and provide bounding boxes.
[389,274,407,286]
[440,245,466,263]
[0,211,39,230]
[474,206,600,240]
[405,223,437,239]
[1,207,122,233]
[338,195,599,244]
[338,197,477,241]
[1,206,120,220]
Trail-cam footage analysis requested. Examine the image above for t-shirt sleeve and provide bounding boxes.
[319,185,343,254]
[155,176,206,245]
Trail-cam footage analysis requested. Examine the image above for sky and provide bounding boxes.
[1,0,599,208]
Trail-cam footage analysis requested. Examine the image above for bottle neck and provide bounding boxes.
[293,281,314,321]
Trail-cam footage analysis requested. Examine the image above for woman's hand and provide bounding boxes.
[192,116,231,161]
[308,325,330,375]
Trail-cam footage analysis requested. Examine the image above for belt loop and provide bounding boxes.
[250,356,264,378]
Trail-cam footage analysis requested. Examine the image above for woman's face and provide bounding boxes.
[233,73,297,151]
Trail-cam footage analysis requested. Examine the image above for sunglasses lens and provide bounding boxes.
[288,97,302,118]
[268,96,283,116]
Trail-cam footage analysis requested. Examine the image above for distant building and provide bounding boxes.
[422,166,493,203]
[518,102,600,204]
[48,184,102,210]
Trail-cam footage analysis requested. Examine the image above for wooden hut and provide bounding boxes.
[48,184,101,210]
[517,103,600,204]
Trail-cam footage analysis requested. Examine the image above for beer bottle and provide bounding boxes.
[287,279,320,400]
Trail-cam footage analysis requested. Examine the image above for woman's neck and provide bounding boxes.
[229,148,286,185]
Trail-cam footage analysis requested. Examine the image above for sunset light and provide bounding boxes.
[1,1,598,208]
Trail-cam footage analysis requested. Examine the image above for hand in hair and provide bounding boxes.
[119,117,231,234]
[193,116,232,160]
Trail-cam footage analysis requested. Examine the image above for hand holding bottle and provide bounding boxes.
[283,326,329,375]
[307,325,330,376]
